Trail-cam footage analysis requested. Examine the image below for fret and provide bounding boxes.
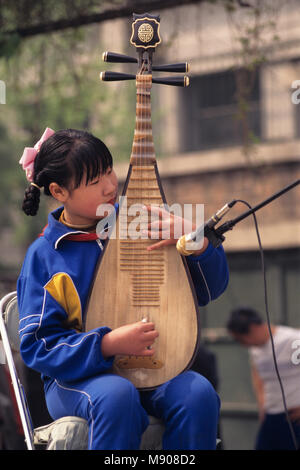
[136,104,151,110]
[129,176,157,181]
[125,195,162,200]
[130,154,155,158]
[132,142,154,147]
[134,117,152,123]
[131,165,155,170]
[134,130,152,135]
[127,186,159,190]
[129,157,156,165]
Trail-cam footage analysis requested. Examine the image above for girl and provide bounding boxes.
[18,128,229,450]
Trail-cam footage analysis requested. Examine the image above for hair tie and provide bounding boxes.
[19,127,55,182]
[30,182,41,191]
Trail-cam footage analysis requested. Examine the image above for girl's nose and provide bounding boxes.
[103,175,116,195]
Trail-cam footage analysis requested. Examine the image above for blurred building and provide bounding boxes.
[110,1,300,449]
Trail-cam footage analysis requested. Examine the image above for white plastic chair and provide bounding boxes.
[0,291,164,450]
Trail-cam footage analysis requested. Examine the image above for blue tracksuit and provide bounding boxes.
[17,206,229,450]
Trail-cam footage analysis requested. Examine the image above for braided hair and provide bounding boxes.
[22,129,113,216]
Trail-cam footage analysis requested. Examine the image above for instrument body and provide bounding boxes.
[84,14,200,390]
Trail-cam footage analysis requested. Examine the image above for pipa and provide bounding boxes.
[84,13,201,390]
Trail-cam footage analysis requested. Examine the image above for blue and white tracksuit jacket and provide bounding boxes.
[17,205,229,450]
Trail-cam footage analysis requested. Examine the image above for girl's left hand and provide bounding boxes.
[142,205,208,255]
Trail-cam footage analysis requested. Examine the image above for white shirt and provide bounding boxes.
[250,326,300,414]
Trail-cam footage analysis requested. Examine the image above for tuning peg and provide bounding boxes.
[100,71,189,87]
[153,63,189,73]
[152,76,189,87]
[102,52,190,74]
[102,51,137,64]
[100,71,136,81]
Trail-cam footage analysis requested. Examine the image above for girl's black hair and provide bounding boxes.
[22,129,113,216]
[226,307,263,335]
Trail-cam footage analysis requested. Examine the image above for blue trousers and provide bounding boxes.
[45,370,220,450]
[255,413,300,450]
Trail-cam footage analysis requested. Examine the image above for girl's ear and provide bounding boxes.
[49,182,70,203]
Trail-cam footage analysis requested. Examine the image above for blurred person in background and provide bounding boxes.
[227,307,300,450]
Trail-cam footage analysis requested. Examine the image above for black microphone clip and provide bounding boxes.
[177,200,237,254]
[200,200,237,248]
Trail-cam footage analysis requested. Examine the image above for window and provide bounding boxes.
[179,68,261,152]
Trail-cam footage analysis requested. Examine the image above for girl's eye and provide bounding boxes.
[90,168,112,185]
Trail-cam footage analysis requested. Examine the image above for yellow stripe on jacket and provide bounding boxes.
[45,273,82,331]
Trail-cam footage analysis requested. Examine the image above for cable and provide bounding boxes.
[234,199,298,450]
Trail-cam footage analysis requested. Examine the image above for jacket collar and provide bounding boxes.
[41,207,98,250]
[41,205,118,250]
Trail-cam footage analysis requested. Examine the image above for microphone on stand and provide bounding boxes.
[176,178,300,255]
[176,200,237,255]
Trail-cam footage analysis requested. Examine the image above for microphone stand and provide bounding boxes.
[205,179,300,248]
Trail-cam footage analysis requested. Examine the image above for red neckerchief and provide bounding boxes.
[64,232,99,241]
[38,224,99,241]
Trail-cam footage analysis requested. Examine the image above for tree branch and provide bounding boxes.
[3,0,207,38]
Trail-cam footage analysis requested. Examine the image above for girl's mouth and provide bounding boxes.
[106,195,116,205]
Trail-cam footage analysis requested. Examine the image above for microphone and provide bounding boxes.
[176,200,237,255]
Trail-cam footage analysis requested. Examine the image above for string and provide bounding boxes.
[147,72,152,323]
[143,70,148,324]
[140,72,143,323]
[142,72,145,320]
[139,72,142,317]
[145,72,149,325]
[141,68,149,324]
[134,68,154,329]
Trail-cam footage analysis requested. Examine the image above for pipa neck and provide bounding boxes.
[130,74,156,166]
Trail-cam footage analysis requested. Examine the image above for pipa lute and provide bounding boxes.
[84,13,200,390]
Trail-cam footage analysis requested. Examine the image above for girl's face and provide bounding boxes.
[54,167,118,226]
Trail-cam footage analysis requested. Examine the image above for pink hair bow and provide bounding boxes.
[19,127,55,182]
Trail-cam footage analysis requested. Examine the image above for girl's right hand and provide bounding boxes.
[101,321,159,358]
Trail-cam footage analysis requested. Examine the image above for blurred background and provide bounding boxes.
[0,0,299,450]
